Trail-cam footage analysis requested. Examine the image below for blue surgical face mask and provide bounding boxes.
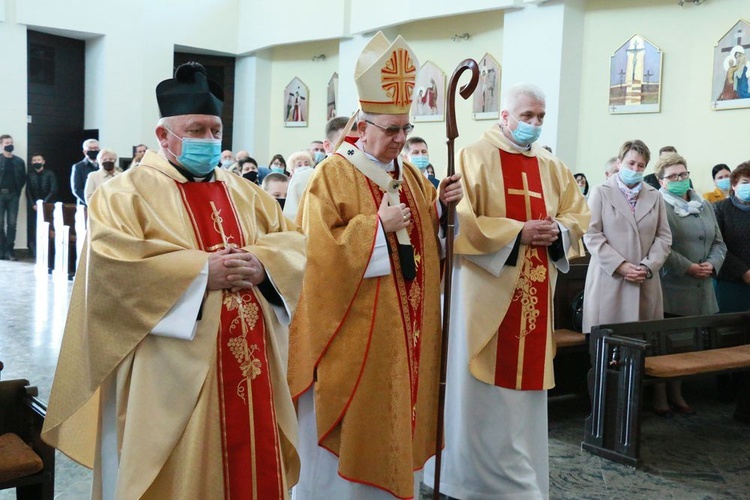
[409,155,430,171]
[716,178,731,191]
[271,167,286,175]
[619,166,643,186]
[508,114,542,146]
[313,151,325,164]
[166,129,221,177]
[736,183,750,202]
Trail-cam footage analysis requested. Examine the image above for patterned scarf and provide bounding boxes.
[615,175,642,213]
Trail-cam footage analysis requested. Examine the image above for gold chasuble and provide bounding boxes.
[288,143,443,499]
[454,126,590,391]
[42,151,304,499]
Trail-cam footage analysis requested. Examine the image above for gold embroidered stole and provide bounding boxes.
[365,174,426,432]
[494,151,551,390]
[176,181,285,499]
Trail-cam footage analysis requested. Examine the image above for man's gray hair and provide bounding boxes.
[157,116,176,129]
[82,138,99,150]
[502,84,546,111]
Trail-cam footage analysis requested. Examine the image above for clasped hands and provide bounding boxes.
[207,247,266,291]
[520,216,560,247]
[687,262,714,280]
[616,262,648,284]
[377,173,464,234]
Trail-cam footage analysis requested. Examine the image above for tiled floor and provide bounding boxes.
[1,257,748,499]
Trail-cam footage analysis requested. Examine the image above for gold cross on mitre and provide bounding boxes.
[507,172,542,220]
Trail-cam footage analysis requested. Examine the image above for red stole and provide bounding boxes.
[493,151,551,391]
[366,169,426,434]
[176,181,285,500]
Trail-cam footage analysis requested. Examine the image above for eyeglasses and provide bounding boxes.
[365,120,414,136]
[662,171,690,182]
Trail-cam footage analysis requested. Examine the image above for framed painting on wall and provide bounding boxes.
[327,73,338,120]
[411,61,445,122]
[472,53,501,120]
[608,34,662,114]
[711,19,750,111]
[284,77,308,127]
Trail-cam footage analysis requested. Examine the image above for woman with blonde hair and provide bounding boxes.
[655,152,726,415]
[286,150,314,177]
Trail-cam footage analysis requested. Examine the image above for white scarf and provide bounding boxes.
[660,189,704,217]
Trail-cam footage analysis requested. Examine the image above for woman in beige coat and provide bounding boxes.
[583,139,672,332]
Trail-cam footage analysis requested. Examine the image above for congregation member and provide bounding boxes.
[402,136,440,189]
[283,115,355,220]
[129,144,148,169]
[704,163,732,204]
[268,154,288,176]
[26,152,58,257]
[714,161,750,313]
[42,62,305,499]
[643,145,677,190]
[83,149,121,205]
[262,172,289,207]
[0,134,27,261]
[220,149,234,169]
[425,164,439,188]
[424,83,590,499]
[575,172,590,198]
[655,152,726,416]
[239,156,259,184]
[714,161,750,423]
[582,140,672,376]
[286,150,314,177]
[288,32,462,499]
[308,140,326,166]
[604,156,619,179]
[70,138,100,206]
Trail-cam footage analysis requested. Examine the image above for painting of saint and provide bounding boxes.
[472,53,500,120]
[412,61,445,122]
[609,35,662,114]
[712,20,750,110]
[284,77,308,127]
[327,73,338,120]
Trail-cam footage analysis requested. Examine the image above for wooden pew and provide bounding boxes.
[549,255,589,397]
[34,201,55,274]
[0,378,55,499]
[52,203,78,280]
[582,312,750,466]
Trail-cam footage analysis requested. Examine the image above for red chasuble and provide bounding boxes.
[365,173,426,434]
[177,181,285,500]
[494,151,551,391]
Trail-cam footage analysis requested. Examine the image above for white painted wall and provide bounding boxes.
[577,0,750,196]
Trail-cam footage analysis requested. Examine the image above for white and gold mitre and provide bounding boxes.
[355,32,419,114]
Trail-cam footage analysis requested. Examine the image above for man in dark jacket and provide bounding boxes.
[26,152,58,257]
[0,134,27,260]
[70,138,99,205]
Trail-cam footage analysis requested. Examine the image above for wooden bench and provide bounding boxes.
[0,378,55,499]
[549,255,589,396]
[582,312,750,466]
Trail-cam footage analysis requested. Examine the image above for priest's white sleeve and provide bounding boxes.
[364,220,391,278]
[551,221,572,274]
[264,270,293,327]
[463,237,515,278]
[150,262,208,340]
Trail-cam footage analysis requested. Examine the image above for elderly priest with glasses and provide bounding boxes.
[42,62,305,499]
[288,32,463,499]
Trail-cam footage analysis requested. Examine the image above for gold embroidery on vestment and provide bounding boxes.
[224,291,263,403]
[512,247,546,339]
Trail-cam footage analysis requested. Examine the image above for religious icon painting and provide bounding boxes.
[284,77,308,127]
[711,19,750,111]
[472,53,501,120]
[411,61,446,122]
[327,73,339,120]
[608,35,663,114]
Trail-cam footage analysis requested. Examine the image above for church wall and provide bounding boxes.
[576,0,749,195]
